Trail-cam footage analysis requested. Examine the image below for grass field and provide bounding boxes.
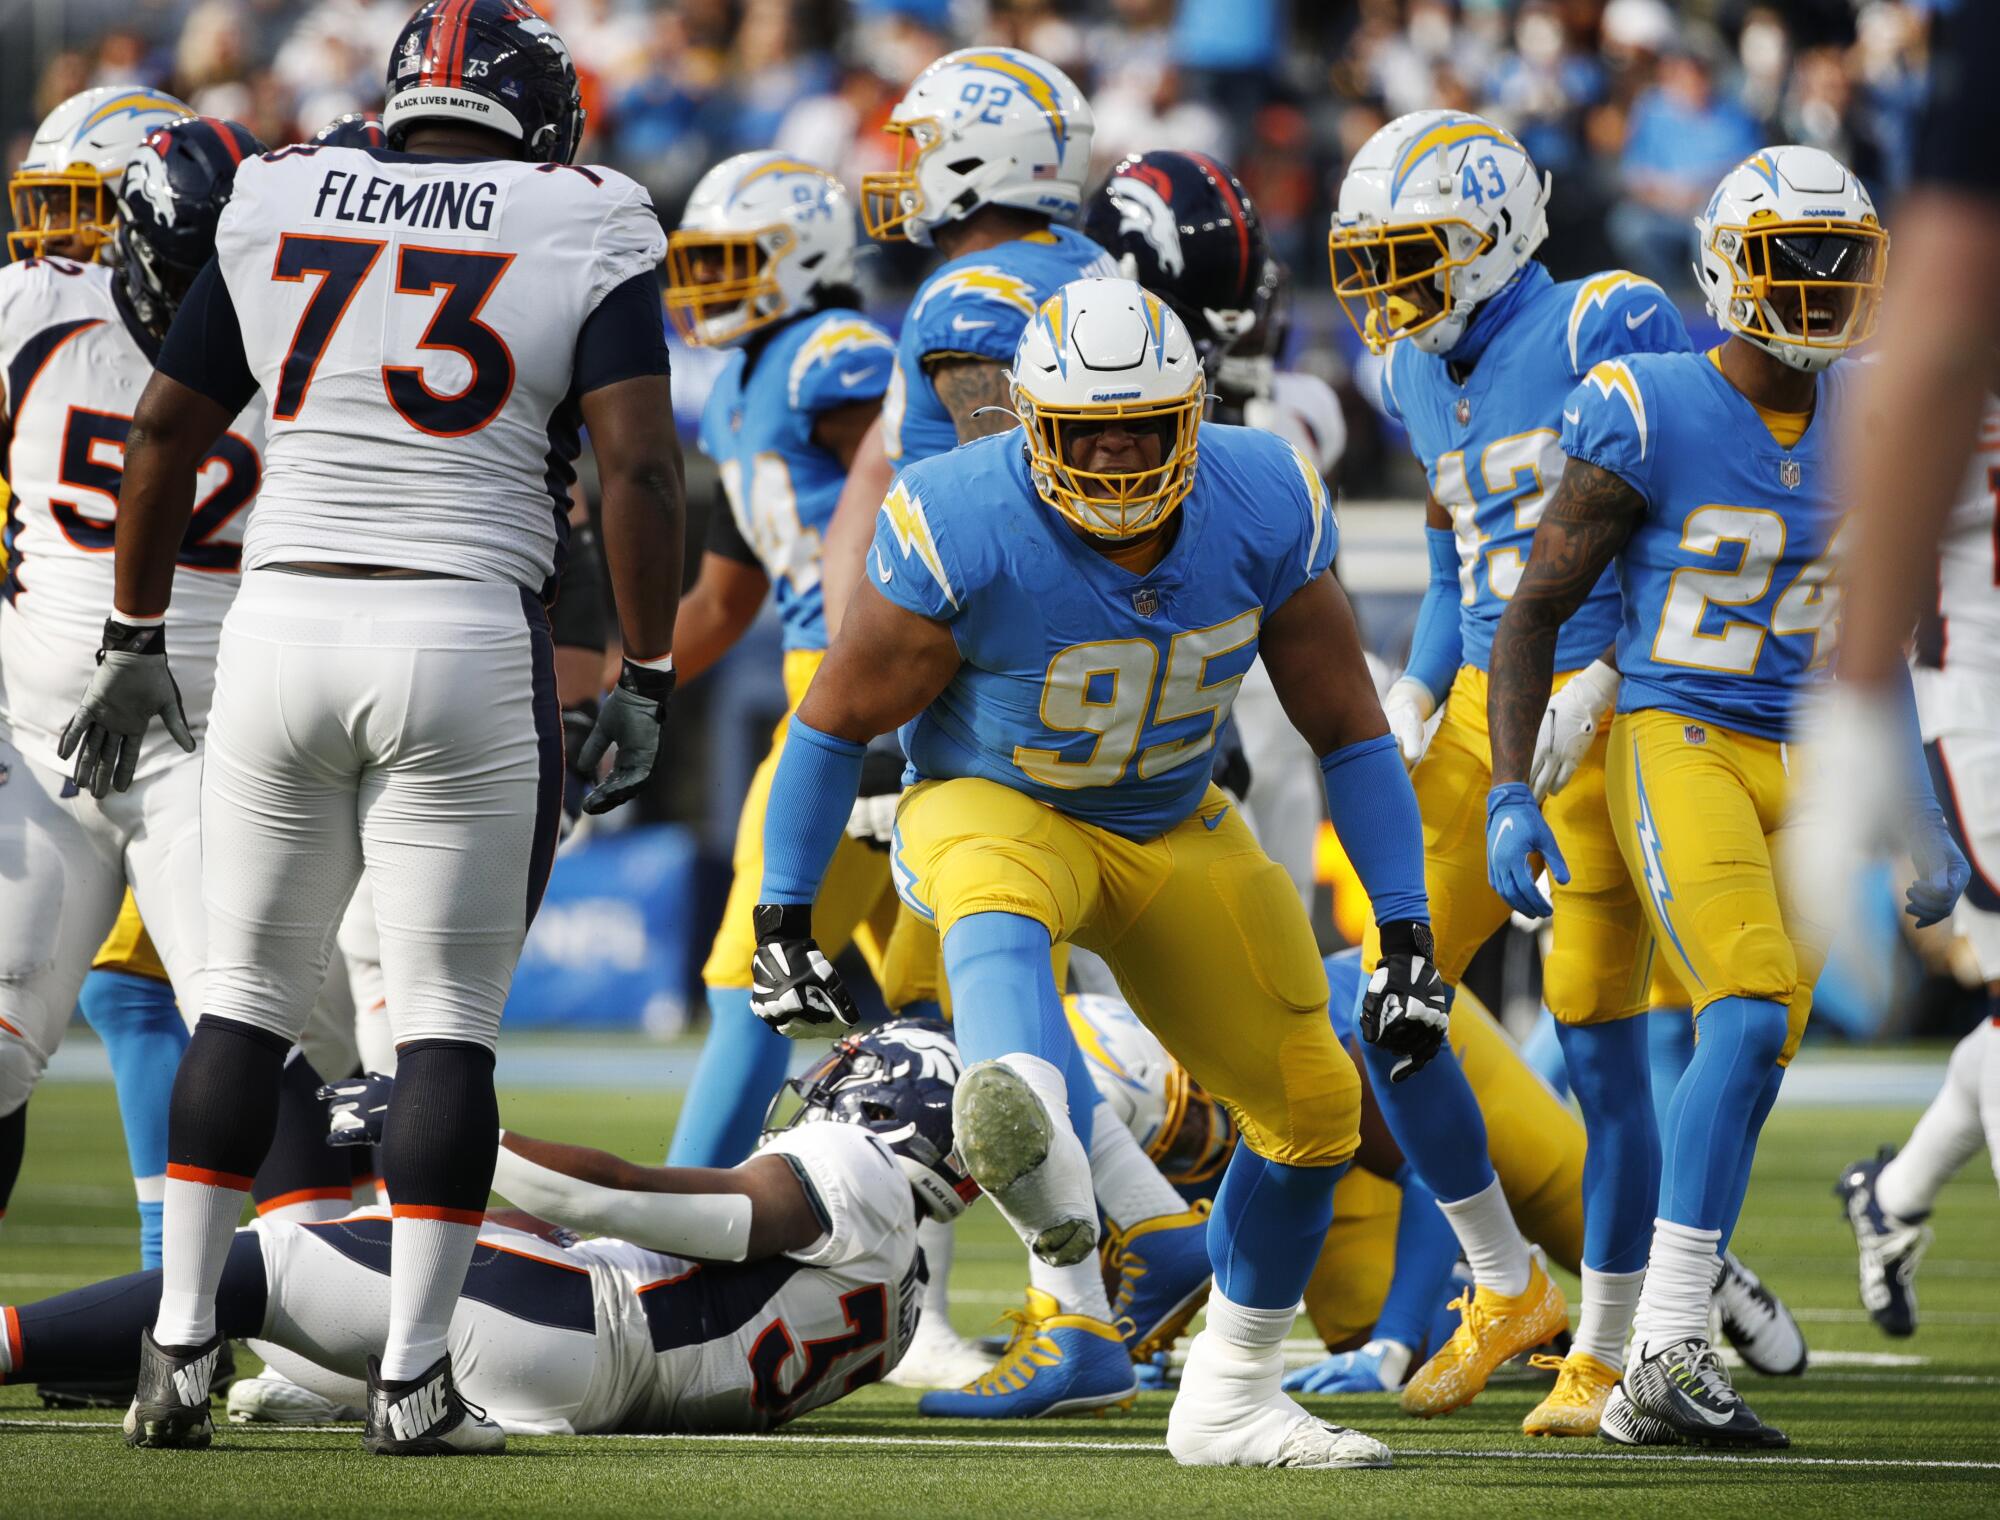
[4,1072,1998,1516]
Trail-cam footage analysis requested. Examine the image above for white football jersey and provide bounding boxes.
[0,256,264,779]
[577,1120,920,1434]
[213,145,666,590]
[1243,368,1347,479]
[1915,393,2000,739]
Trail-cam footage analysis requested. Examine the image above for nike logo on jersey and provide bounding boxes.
[171,1347,220,1407]
[950,314,994,332]
[1625,304,1658,329]
[386,1379,450,1442]
[839,368,873,388]
[1562,408,1581,426]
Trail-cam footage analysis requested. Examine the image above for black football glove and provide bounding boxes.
[58,619,196,798]
[750,903,859,1039]
[577,658,674,815]
[1359,920,1449,1083]
[319,1071,395,1148]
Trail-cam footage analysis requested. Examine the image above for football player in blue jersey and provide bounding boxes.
[1328,110,1694,1434]
[1487,144,1968,1448]
[659,151,900,1175]
[740,276,1448,1469]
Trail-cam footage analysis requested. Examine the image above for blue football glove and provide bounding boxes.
[319,1071,394,1148]
[1281,1339,1411,1395]
[1486,782,1568,919]
[1906,803,1971,928]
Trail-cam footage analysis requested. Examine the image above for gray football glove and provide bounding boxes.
[750,903,860,1039]
[577,658,674,815]
[57,619,195,798]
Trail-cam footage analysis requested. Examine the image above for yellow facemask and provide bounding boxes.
[1328,216,1491,354]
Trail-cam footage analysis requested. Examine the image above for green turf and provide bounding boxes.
[4,1080,1998,1516]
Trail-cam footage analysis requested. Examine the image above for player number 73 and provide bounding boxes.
[1012,611,1261,789]
[1652,505,1844,675]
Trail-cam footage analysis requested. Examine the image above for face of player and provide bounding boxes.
[1063,417,1166,495]
[1754,227,1880,341]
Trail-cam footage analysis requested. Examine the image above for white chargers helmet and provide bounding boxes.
[1694,145,1887,374]
[8,86,193,262]
[666,152,861,348]
[861,47,1093,246]
[1065,994,1236,1189]
[1329,109,1550,356]
[1011,276,1205,539]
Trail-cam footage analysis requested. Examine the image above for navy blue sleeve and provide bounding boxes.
[574,271,671,395]
[154,257,258,414]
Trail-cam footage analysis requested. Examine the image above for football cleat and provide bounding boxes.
[1168,1327,1392,1469]
[123,1328,223,1449]
[1398,1259,1567,1418]
[1715,1251,1808,1376]
[1617,1337,1788,1449]
[1522,1350,1620,1438]
[1102,1201,1213,1360]
[917,1288,1136,1419]
[228,1365,365,1424]
[1596,1380,1680,1446]
[883,1315,998,1391]
[952,1062,1096,1267]
[1836,1145,1933,1337]
[363,1353,505,1455]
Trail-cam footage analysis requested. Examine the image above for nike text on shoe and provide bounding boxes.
[1715,1251,1807,1376]
[363,1353,505,1455]
[952,1062,1096,1267]
[123,1328,222,1449]
[1619,1337,1787,1449]
[228,1365,366,1424]
[1836,1145,1933,1337]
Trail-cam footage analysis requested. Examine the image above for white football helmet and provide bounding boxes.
[1065,994,1235,1189]
[9,86,193,262]
[1330,109,1550,355]
[1011,276,1205,539]
[1694,145,1886,374]
[666,152,861,348]
[861,47,1093,246]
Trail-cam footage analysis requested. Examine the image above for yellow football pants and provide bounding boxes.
[702,650,899,989]
[93,891,169,983]
[1363,666,1652,1025]
[1604,710,1828,1064]
[1304,984,1586,1347]
[892,776,1359,1167]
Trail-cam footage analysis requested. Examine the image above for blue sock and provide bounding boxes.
[1718,1063,1785,1252]
[1207,1145,1345,1309]
[1373,1165,1461,1350]
[1354,980,1495,1203]
[1648,1006,1695,1137]
[1519,1008,1570,1098]
[1555,1017,1660,1274]
[1658,996,1788,1229]
[78,970,187,1270]
[667,986,793,1167]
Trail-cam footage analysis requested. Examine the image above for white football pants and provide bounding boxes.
[199,571,560,1053]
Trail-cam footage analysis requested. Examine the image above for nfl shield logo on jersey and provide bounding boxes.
[1131,586,1160,617]
[1455,397,1471,426]
[1779,458,1801,490]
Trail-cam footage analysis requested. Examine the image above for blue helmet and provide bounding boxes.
[383,0,584,165]
[313,111,387,150]
[766,1018,977,1222]
[111,115,265,341]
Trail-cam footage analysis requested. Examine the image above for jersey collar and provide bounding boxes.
[1446,262,1552,373]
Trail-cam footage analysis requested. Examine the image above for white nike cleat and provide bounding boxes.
[953,1059,1097,1267]
[884,1316,998,1390]
[1714,1251,1807,1377]
[228,1366,364,1424]
[1167,1326,1391,1470]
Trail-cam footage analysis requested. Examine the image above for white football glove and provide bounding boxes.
[844,793,899,851]
[1382,677,1436,771]
[1530,658,1618,802]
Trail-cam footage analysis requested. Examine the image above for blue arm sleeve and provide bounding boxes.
[1371,1165,1461,1352]
[1321,734,1430,925]
[759,715,867,906]
[1893,663,1943,809]
[1401,526,1463,703]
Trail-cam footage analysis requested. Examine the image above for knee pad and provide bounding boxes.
[0,1025,46,1117]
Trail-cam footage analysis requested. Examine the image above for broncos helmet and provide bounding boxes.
[111,116,265,342]
[1084,151,1271,379]
[763,1018,977,1223]
[314,111,387,150]
[383,0,584,165]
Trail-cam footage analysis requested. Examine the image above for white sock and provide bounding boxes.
[1878,1022,1990,1219]
[1202,1289,1296,1355]
[379,1213,479,1382]
[1087,1099,1187,1228]
[1030,1251,1113,1322]
[1436,1176,1531,1297]
[979,1053,1096,1250]
[156,1174,250,1345]
[1631,1219,1722,1359]
[1571,1266,1645,1372]
[1980,1013,2000,1186]
[917,1216,956,1332]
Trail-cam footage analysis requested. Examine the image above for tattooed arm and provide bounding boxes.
[1488,458,1647,785]
[926,356,1019,443]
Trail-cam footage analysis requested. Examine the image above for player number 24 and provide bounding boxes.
[1652,505,1842,674]
[1013,611,1261,790]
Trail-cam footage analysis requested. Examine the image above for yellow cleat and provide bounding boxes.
[1397,1259,1567,1419]
[1522,1350,1620,1437]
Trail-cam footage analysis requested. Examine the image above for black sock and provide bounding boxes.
[168,1018,291,1181]
[379,1041,499,1211]
[251,1050,349,1212]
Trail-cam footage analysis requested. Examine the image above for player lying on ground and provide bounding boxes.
[0,1020,969,1437]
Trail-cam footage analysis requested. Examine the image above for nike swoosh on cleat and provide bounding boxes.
[1625,304,1658,329]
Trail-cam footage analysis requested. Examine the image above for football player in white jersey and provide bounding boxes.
[61,0,684,1457]
[1836,385,2000,1336]
[0,1020,969,1437]
[0,110,264,1234]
